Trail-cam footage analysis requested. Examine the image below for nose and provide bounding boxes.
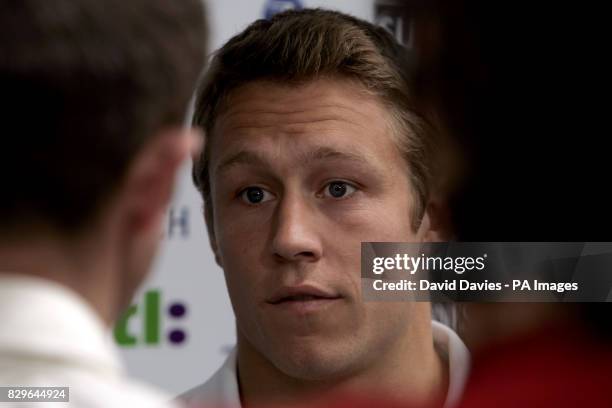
[271,192,323,263]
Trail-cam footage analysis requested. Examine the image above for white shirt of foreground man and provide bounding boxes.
[0,275,181,408]
[181,320,469,408]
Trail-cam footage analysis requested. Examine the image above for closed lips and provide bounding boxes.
[267,286,341,304]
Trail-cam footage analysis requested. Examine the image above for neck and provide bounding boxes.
[237,314,448,407]
[0,232,120,325]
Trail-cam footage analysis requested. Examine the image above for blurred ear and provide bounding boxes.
[121,127,202,235]
[418,198,452,242]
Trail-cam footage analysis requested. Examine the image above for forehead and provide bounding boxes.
[209,77,406,173]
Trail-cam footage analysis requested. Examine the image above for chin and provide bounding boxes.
[268,340,360,381]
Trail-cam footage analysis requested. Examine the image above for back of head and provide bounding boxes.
[405,0,612,340]
[0,0,206,238]
[405,0,611,241]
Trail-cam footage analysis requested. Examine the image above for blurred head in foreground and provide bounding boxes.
[404,1,612,406]
[404,0,611,242]
[188,8,467,408]
[0,0,206,323]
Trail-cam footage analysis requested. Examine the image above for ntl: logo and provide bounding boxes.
[114,289,187,346]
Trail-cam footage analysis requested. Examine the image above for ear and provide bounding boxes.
[122,127,202,235]
[417,198,452,242]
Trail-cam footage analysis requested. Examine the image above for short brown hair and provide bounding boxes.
[0,0,206,236]
[193,8,437,240]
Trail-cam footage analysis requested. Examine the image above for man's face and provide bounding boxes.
[208,77,431,380]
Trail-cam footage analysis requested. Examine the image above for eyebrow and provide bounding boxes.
[214,146,373,177]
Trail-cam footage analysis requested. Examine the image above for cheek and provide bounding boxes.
[214,207,272,287]
[328,196,416,243]
[215,200,271,254]
[217,227,266,290]
[322,196,416,300]
[219,244,267,332]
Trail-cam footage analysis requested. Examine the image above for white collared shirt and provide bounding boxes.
[0,274,181,408]
[180,320,470,408]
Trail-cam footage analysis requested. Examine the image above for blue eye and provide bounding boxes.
[240,187,273,204]
[324,181,356,199]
